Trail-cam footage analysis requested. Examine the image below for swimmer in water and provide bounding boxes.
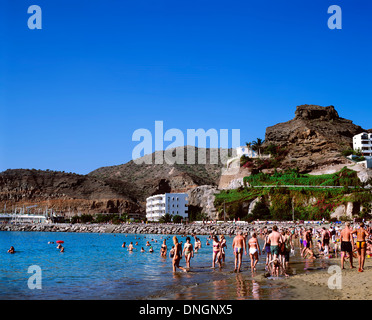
[128,242,134,251]
[7,246,15,254]
[140,247,145,252]
[122,242,126,248]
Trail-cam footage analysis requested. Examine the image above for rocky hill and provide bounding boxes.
[0,169,143,216]
[263,104,368,172]
[0,105,369,219]
[88,146,229,202]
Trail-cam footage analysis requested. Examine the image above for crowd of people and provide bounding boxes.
[8,221,369,278]
[115,220,372,276]
[167,221,372,276]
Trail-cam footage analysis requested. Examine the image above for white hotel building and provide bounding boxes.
[146,193,188,222]
[353,132,372,158]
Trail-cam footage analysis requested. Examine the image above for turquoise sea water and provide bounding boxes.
[0,231,331,300]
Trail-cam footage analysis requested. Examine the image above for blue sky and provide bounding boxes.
[1,0,371,174]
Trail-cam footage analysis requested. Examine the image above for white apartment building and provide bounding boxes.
[236,146,257,158]
[353,132,372,158]
[146,193,188,222]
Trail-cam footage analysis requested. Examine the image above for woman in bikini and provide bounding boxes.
[182,237,194,269]
[351,222,369,272]
[212,235,222,268]
[172,236,187,273]
[248,232,261,271]
[160,239,167,258]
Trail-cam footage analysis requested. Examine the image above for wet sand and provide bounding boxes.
[288,256,372,300]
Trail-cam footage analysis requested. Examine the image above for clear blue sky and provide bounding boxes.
[1,0,371,174]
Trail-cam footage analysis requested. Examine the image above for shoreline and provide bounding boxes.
[2,222,371,300]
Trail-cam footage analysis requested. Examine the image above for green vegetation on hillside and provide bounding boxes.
[214,167,371,222]
[243,167,361,187]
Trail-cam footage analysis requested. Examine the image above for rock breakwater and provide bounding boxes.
[0,222,260,235]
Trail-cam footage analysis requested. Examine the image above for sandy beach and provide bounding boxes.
[287,256,372,300]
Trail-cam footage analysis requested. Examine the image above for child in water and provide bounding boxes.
[169,245,175,259]
[268,258,288,277]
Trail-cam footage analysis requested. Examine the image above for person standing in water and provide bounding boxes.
[128,242,134,252]
[232,231,246,273]
[160,239,167,258]
[183,237,194,269]
[248,232,261,271]
[220,235,227,263]
[268,225,282,261]
[263,230,272,267]
[172,236,187,273]
[212,235,222,269]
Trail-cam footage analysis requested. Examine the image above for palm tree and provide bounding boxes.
[245,142,252,157]
[251,138,265,156]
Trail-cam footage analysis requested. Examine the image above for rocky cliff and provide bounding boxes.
[264,104,367,172]
[1,105,370,219]
[0,169,143,216]
[88,146,228,202]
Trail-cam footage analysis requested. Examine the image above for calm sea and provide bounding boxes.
[0,231,331,300]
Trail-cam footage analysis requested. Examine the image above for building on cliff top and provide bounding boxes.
[146,193,188,222]
[353,132,372,158]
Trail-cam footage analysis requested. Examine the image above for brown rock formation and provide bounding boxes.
[264,104,367,172]
[88,146,227,202]
[0,169,143,216]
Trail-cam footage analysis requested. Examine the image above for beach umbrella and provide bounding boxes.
[56,240,64,244]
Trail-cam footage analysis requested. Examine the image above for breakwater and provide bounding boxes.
[0,221,316,235]
[0,222,249,235]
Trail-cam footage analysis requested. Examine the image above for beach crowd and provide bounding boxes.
[148,221,372,276]
[7,221,372,277]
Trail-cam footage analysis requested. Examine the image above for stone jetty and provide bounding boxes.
[0,221,319,235]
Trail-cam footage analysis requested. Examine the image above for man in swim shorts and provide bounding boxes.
[340,222,355,269]
[232,231,247,273]
[268,225,282,260]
